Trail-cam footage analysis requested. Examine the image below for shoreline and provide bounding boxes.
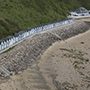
[38,28,90,90]
[0,28,90,90]
[0,19,90,90]
[0,19,89,76]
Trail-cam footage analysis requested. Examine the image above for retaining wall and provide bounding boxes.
[0,20,90,77]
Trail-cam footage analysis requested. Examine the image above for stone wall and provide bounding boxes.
[0,20,90,77]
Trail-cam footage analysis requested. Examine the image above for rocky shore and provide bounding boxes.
[0,20,89,79]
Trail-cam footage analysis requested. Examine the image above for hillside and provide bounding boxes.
[0,0,90,39]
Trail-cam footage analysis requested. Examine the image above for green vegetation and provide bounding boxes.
[0,0,90,39]
[79,71,84,76]
[73,61,83,65]
[1,46,15,54]
[60,48,90,77]
[60,48,76,53]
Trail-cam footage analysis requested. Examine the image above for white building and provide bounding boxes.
[68,7,90,18]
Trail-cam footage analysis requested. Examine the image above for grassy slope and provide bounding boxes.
[0,0,90,39]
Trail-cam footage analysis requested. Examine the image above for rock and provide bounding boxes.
[18,71,22,74]
[0,57,1,60]
[80,42,84,44]
[10,72,15,76]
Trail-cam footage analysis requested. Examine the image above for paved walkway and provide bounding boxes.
[0,21,74,54]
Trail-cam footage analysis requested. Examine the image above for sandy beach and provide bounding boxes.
[0,18,90,90]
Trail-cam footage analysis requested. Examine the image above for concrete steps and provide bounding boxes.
[0,65,10,76]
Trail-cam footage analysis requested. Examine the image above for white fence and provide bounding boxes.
[68,14,90,18]
[0,19,73,51]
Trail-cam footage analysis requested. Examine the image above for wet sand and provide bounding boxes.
[0,18,90,90]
